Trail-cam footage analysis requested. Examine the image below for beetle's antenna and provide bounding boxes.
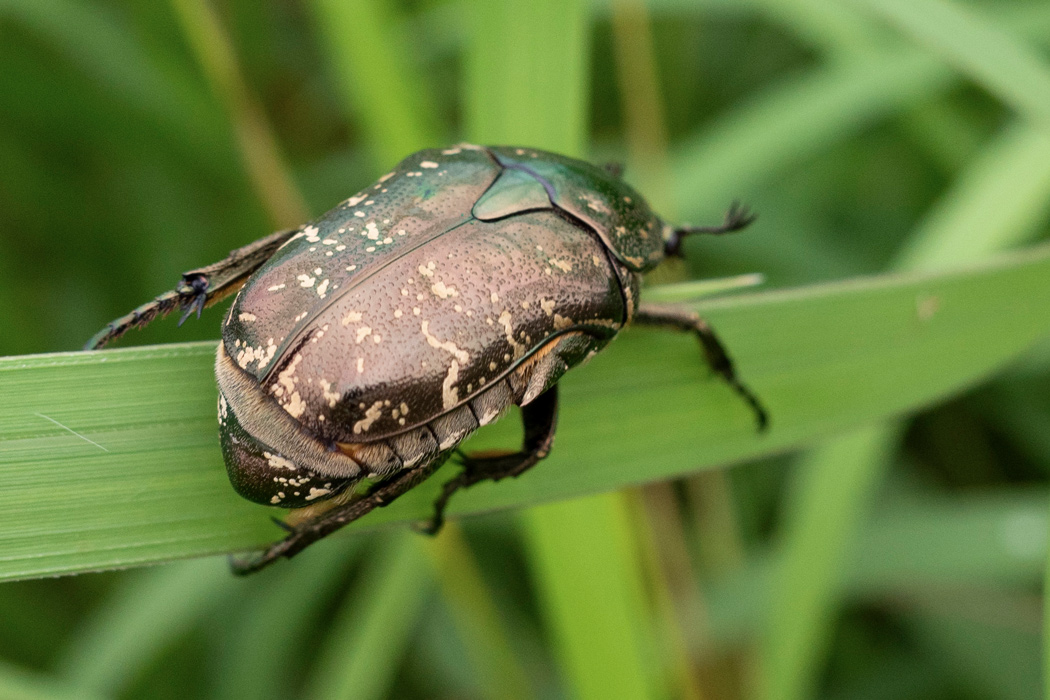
[665,202,755,257]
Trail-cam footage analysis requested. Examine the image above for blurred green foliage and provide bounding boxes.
[2,1,1050,699]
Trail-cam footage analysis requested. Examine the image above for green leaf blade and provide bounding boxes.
[2,246,1049,581]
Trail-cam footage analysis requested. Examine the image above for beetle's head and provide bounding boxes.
[484,147,668,273]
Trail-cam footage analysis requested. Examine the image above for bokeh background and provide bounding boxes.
[3,1,1050,699]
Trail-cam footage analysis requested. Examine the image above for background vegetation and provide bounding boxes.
[2,0,1050,699]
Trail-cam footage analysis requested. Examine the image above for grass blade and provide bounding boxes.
[214,538,361,700]
[2,246,1050,580]
[57,558,232,696]
[303,533,431,700]
[464,0,589,154]
[853,0,1050,128]
[169,0,309,227]
[757,426,899,699]
[895,122,1050,269]
[757,119,1050,699]
[0,661,105,700]
[912,609,1039,700]
[670,4,1050,217]
[708,490,1050,649]
[0,0,220,159]
[308,0,439,166]
[521,493,657,700]
[466,1,662,697]
[421,525,535,700]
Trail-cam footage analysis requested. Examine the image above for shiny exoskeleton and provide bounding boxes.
[87,145,767,574]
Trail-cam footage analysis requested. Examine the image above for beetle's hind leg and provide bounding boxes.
[85,227,299,349]
[634,303,768,431]
[418,385,559,535]
[230,454,451,575]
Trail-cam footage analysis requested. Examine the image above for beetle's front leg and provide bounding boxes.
[418,385,559,535]
[633,303,768,430]
[85,227,300,349]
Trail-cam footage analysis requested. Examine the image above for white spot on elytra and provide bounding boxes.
[355,326,373,343]
[297,274,315,288]
[420,161,439,168]
[234,338,277,371]
[353,401,384,434]
[318,379,340,408]
[342,310,362,325]
[273,353,302,397]
[284,391,305,418]
[316,279,330,298]
[421,320,470,363]
[581,193,609,213]
[431,281,457,299]
[499,311,527,358]
[238,312,257,322]
[442,360,461,409]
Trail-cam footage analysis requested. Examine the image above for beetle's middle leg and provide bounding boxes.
[418,385,559,535]
[86,227,300,349]
[633,303,768,430]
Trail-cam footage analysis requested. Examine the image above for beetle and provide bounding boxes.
[87,144,767,574]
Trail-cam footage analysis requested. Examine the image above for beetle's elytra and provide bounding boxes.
[88,144,767,574]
